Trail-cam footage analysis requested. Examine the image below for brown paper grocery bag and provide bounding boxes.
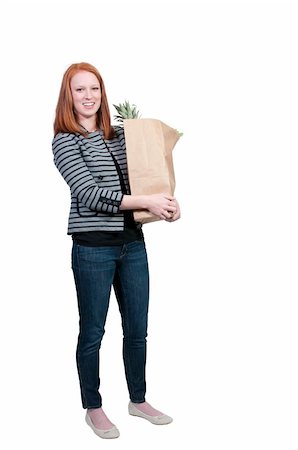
[123,118,180,224]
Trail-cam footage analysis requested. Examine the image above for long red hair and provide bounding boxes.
[53,62,115,139]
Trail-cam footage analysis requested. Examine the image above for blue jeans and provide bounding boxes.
[71,240,149,409]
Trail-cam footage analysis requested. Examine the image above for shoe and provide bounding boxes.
[128,401,173,425]
[85,412,120,439]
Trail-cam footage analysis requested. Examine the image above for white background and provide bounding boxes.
[0,0,296,448]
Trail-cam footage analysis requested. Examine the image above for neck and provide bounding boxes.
[79,118,98,133]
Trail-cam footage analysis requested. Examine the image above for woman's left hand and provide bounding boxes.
[166,198,181,222]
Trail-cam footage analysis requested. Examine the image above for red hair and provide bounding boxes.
[53,62,115,140]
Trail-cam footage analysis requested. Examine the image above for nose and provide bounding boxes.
[84,89,92,99]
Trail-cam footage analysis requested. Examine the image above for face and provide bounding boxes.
[70,70,101,121]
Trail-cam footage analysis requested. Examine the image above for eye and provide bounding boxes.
[76,88,84,92]
[92,87,99,90]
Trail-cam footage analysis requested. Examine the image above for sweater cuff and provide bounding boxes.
[98,191,123,213]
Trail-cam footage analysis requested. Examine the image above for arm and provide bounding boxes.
[52,133,123,214]
[120,193,178,220]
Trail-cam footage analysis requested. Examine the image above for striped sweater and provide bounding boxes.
[52,127,131,234]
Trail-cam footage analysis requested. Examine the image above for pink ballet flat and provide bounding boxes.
[128,402,173,425]
[85,412,120,439]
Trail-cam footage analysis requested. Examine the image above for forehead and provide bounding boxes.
[71,70,99,86]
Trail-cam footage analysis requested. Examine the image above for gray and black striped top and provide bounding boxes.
[52,127,130,234]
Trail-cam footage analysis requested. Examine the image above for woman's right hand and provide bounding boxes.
[144,193,177,220]
[120,193,177,220]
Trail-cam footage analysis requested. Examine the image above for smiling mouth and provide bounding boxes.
[82,102,95,106]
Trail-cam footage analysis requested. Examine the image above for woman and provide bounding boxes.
[52,62,180,439]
